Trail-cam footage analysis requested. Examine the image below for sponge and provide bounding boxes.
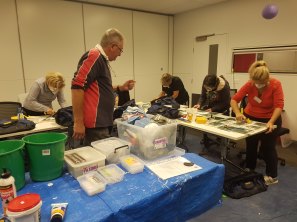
[195,116,207,124]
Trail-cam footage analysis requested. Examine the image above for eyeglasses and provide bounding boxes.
[114,44,123,54]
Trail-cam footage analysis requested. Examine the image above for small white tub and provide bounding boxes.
[7,193,42,222]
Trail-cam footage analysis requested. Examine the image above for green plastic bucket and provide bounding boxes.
[22,132,67,181]
[0,140,25,190]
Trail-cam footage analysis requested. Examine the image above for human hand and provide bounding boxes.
[193,104,200,109]
[45,108,55,116]
[121,80,135,91]
[205,108,212,112]
[72,123,85,140]
[265,121,275,134]
[235,113,246,122]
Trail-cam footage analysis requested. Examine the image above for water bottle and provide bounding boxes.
[17,107,24,120]
[0,169,17,216]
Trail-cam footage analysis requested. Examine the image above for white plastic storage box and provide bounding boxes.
[97,164,125,184]
[64,146,106,178]
[116,120,177,160]
[77,171,107,196]
[120,154,144,174]
[91,137,130,164]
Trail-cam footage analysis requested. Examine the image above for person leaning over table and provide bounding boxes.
[23,72,67,116]
[158,73,189,105]
[230,60,284,186]
[71,28,135,146]
[193,74,231,114]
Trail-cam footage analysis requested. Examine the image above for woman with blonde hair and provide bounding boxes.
[230,60,284,185]
[23,72,67,116]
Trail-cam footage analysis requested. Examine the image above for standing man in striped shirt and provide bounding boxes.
[71,28,135,145]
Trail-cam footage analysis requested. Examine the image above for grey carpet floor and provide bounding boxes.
[182,128,297,222]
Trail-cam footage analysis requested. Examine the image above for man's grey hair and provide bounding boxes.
[100,28,124,47]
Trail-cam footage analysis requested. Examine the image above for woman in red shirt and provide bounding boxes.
[231,60,284,185]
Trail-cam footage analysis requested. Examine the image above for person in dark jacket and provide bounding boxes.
[194,75,230,114]
[158,73,189,105]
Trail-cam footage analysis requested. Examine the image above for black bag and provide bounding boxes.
[113,99,136,120]
[0,119,35,135]
[223,171,268,199]
[147,97,180,119]
[147,106,179,119]
[150,96,180,109]
[55,106,73,127]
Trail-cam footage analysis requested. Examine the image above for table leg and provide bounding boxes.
[177,125,188,152]
[219,137,245,171]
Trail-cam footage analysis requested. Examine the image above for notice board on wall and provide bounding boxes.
[232,53,256,73]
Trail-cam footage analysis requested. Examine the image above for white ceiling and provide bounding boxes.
[69,0,230,15]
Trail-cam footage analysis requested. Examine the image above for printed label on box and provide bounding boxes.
[82,164,98,174]
[42,149,50,156]
[153,137,168,150]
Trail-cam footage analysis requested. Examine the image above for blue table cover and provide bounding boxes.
[1,153,224,222]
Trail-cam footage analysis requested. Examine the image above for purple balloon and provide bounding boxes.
[262,4,278,19]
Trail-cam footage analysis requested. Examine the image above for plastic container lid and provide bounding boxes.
[77,171,107,196]
[64,146,106,168]
[91,137,130,164]
[97,164,125,184]
[120,154,144,174]
[7,193,41,212]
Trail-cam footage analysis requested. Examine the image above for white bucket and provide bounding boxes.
[6,193,42,222]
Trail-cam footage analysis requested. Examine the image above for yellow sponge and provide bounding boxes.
[195,116,207,124]
[11,116,18,120]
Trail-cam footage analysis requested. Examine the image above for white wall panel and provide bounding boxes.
[83,4,133,80]
[0,0,24,101]
[134,75,161,103]
[17,0,85,108]
[133,11,171,102]
[83,4,134,96]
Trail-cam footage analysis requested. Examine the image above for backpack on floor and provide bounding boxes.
[223,171,268,199]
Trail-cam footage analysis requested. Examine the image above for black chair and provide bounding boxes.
[239,127,288,167]
[0,101,22,120]
[118,91,131,106]
[230,89,237,97]
[191,93,201,107]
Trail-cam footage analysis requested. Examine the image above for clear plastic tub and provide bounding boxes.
[119,154,144,174]
[116,120,177,160]
[91,137,130,164]
[77,171,107,196]
[142,147,186,165]
[97,164,125,184]
[64,146,106,178]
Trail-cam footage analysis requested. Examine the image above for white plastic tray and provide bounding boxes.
[120,154,144,174]
[97,164,125,184]
[77,171,107,196]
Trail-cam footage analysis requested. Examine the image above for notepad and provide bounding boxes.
[146,156,202,180]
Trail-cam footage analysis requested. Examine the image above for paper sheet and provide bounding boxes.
[146,156,202,180]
